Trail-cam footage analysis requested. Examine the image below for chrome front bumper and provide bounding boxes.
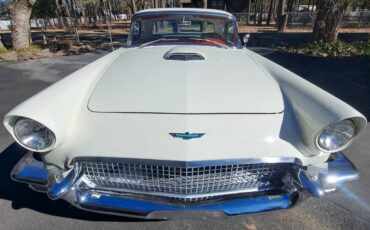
[11,152,358,219]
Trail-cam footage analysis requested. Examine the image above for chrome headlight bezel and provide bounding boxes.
[316,119,356,153]
[13,117,56,152]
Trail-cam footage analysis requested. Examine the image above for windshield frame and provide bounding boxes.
[126,10,242,49]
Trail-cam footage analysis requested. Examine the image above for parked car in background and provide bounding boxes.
[4,8,367,219]
[117,13,128,20]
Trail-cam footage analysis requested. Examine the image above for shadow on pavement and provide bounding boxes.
[0,143,147,222]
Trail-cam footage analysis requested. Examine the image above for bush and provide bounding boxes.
[297,40,370,57]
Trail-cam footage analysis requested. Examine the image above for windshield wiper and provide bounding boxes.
[139,38,179,48]
[189,38,229,49]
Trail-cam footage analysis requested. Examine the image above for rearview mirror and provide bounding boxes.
[243,34,250,46]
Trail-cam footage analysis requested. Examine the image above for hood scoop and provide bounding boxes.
[163,46,205,61]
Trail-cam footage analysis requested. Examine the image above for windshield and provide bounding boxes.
[127,13,240,48]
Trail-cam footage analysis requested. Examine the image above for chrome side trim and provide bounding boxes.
[73,156,302,167]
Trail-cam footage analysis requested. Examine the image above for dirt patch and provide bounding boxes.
[0,51,17,61]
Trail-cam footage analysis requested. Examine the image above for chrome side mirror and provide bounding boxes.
[243,34,250,47]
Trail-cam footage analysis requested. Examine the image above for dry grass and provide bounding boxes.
[13,44,43,53]
[0,43,54,61]
[0,47,7,54]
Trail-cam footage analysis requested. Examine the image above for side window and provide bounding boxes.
[214,24,224,35]
[133,21,141,35]
[129,20,141,45]
[226,22,236,46]
[204,22,215,33]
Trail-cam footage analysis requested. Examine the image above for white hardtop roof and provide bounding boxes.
[135,8,235,19]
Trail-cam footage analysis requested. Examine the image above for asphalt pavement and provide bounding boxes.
[0,49,369,230]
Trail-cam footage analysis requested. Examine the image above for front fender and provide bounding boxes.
[246,49,367,155]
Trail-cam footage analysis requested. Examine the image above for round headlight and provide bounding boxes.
[317,119,355,152]
[13,117,56,151]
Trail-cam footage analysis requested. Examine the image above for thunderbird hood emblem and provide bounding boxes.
[169,132,205,140]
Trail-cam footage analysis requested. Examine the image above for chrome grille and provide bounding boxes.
[76,159,289,202]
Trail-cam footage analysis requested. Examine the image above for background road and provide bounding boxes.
[0,49,369,230]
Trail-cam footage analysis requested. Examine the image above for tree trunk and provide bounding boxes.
[295,0,301,12]
[313,0,348,42]
[41,25,47,45]
[9,0,36,49]
[257,0,264,25]
[254,0,259,25]
[70,0,80,43]
[266,0,275,25]
[131,0,137,13]
[247,0,251,25]
[356,0,367,28]
[55,0,65,29]
[276,0,287,32]
[61,0,72,27]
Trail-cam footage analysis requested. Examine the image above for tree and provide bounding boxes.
[266,0,276,25]
[247,0,251,24]
[313,0,348,42]
[276,0,287,32]
[32,0,57,28]
[131,0,137,13]
[254,0,259,25]
[9,0,36,49]
[257,0,264,25]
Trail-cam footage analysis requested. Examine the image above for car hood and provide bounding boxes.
[88,46,284,114]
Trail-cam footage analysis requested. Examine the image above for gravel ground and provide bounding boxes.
[0,49,369,230]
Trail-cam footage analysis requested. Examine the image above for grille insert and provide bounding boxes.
[76,159,289,202]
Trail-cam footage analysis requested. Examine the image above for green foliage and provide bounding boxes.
[31,0,57,18]
[298,40,370,57]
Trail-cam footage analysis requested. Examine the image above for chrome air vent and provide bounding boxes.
[165,53,205,61]
[163,46,205,61]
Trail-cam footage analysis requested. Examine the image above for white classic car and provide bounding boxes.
[4,8,367,219]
